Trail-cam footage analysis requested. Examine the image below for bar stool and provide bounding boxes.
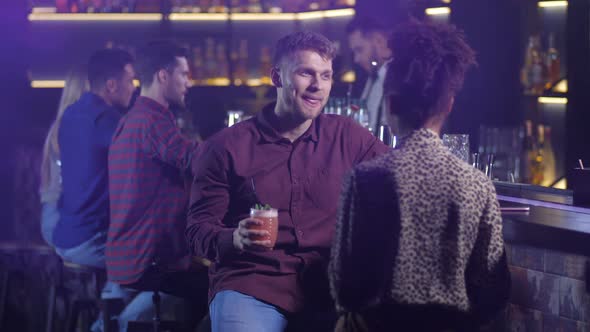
[0,242,56,332]
[0,259,9,329]
[46,261,105,332]
[126,260,191,332]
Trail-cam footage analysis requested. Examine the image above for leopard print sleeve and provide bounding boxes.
[465,181,511,321]
[330,169,357,313]
[330,162,400,314]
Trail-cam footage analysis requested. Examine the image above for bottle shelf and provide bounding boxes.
[29,78,272,88]
[29,7,355,22]
[28,12,163,21]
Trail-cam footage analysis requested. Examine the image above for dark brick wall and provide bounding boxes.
[505,244,590,331]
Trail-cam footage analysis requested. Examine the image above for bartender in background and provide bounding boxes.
[346,17,393,134]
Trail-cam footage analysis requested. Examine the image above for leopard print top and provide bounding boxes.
[329,128,510,317]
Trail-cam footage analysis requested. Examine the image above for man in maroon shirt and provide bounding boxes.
[187,31,389,331]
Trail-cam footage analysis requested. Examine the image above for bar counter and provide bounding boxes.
[494,182,590,330]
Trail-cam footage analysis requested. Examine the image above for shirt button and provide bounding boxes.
[297,230,304,236]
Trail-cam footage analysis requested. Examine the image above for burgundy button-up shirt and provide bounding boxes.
[186,104,389,313]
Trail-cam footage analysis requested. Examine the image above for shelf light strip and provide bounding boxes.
[31,80,65,88]
[170,8,354,21]
[538,1,568,8]
[32,80,140,88]
[168,13,229,21]
[297,8,355,20]
[538,97,568,104]
[30,80,272,88]
[29,8,354,22]
[425,7,451,16]
[31,79,271,88]
[28,12,163,21]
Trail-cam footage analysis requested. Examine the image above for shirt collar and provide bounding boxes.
[134,96,175,123]
[255,102,319,144]
[82,92,107,106]
[377,59,391,80]
[400,128,443,149]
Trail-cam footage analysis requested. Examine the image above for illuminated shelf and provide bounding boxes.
[170,8,355,21]
[28,12,163,21]
[425,7,451,16]
[31,79,272,88]
[31,79,140,88]
[538,1,568,8]
[538,96,568,105]
[168,13,230,21]
[29,8,354,22]
[31,80,66,88]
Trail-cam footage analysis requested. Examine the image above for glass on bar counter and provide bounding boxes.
[324,97,369,130]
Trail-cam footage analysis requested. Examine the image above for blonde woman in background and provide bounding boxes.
[39,65,89,247]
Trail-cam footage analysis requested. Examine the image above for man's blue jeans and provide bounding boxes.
[210,290,288,332]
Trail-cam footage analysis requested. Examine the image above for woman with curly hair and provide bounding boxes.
[329,20,510,332]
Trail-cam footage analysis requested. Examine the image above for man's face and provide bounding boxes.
[348,30,378,73]
[111,63,136,109]
[164,56,191,109]
[276,50,333,122]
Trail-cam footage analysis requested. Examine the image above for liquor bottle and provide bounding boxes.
[170,0,182,12]
[87,0,102,12]
[56,0,69,12]
[209,0,228,13]
[522,120,537,183]
[204,38,216,82]
[281,0,304,12]
[263,0,282,12]
[185,0,200,12]
[216,42,229,80]
[521,36,545,95]
[102,0,113,12]
[335,0,354,7]
[134,0,159,12]
[111,0,123,12]
[530,37,546,95]
[541,126,557,187]
[308,2,320,10]
[199,0,211,13]
[545,33,561,89]
[248,0,262,12]
[230,0,241,12]
[234,39,249,84]
[531,124,545,185]
[122,0,134,12]
[318,0,330,9]
[259,46,272,84]
[69,0,80,12]
[191,46,204,84]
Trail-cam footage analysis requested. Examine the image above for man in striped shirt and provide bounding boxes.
[107,41,208,322]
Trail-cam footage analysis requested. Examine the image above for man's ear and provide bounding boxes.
[271,67,282,87]
[157,68,168,84]
[372,33,387,47]
[446,96,455,116]
[105,79,117,93]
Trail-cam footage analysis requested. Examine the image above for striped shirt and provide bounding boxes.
[107,96,196,285]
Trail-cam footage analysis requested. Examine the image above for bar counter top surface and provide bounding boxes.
[495,182,590,256]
